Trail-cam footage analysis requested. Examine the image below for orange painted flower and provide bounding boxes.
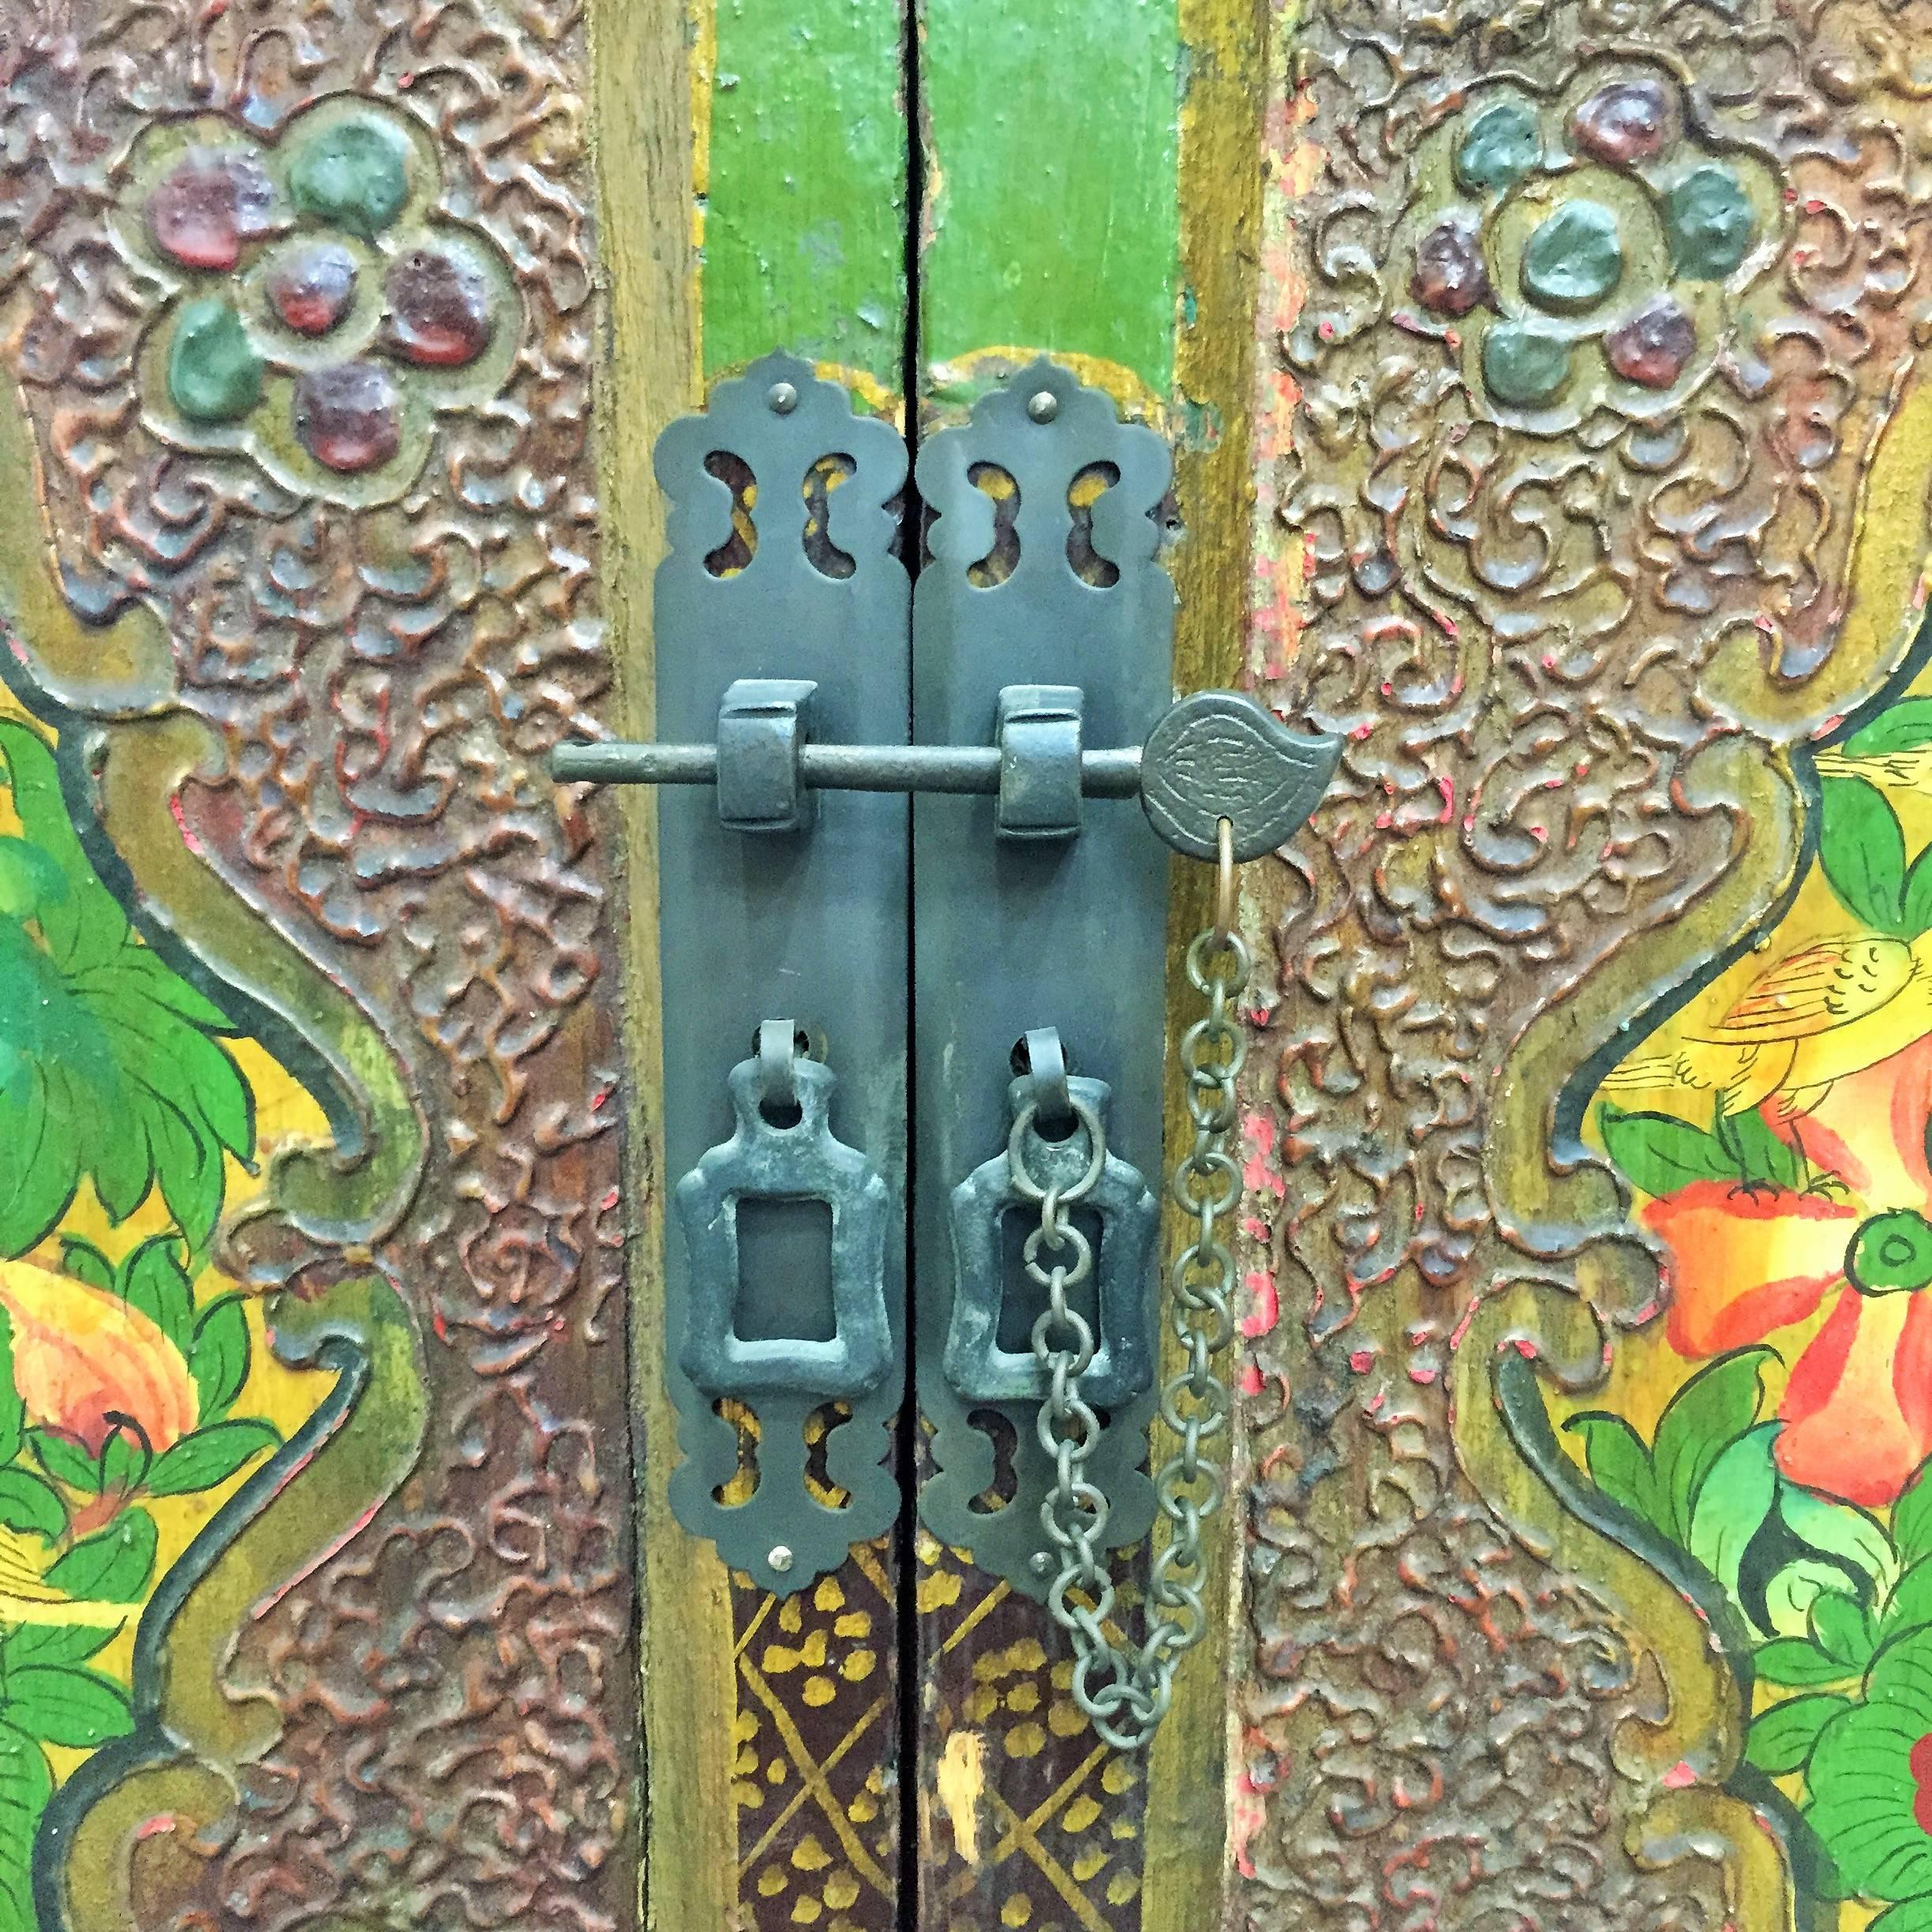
[0,1261,196,1456]
[1644,1035,1932,1507]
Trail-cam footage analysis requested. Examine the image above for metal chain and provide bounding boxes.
[1021,833,1249,1751]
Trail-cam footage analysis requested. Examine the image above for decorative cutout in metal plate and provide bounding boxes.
[653,354,909,1596]
[912,364,1174,1601]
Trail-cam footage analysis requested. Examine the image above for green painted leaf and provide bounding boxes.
[0,722,253,1258]
[79,962,250,1155]
[27,1431,97,1494]
[0,723,123,972]
[1846,699,1932,758]
[84,1099,149,1226]
[5,1664,131,1747]
[0,1058,78,1262]
[1564,1412,1662,1528]
[1818,776,1909,933]
[57,1236,112,1293]
[0,1621,118,1667]
[1806,1628,1932,1898]
[96,1423,148,1496]
[1596,1103,1733,1198]
[1887,1557,1932,1631]
[0,1720,50,1932]
[1896,1458,1932,1564]
[1870,1897,1932,1932]
[1753,1637,1857,1686]
[1768,1557,1853,1638]
[189,1295,250,1425]
[1689,1423,1780,1600]
[0,840,63,923]
[146,1418,278,1497]
[43,1507,155,1603]
[0,1472,66,1544]
[116,1234,194,1355]
[1810,1589,1877,1668]
[1780,1483,1896,1593]
[1904,848,1932,939]
[1744,1692,1848,1774]
[0,1309,24,1474]
[1653,1347,1776,1544]
[145,1102,223,1255]
[1713,1102,1804,1193]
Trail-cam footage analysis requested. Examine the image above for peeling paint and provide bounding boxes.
[934,1728,987,1866]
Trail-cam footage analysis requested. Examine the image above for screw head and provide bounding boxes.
[1026,389,1058,424]
[766,380,799,415]
[768,1544,795,1574]
[1029,1550,1054,1576]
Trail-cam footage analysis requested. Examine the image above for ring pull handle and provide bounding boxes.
[1019,1026,1073,1133]
[757,1017,802,1115]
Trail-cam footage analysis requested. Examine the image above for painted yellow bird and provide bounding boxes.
[1601,930,1932,1121]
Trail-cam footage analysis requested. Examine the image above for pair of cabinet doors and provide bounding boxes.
[0,2,1927,1932]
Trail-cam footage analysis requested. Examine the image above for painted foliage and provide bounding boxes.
[1241,0,1932,1925]
[1579,655,1932,1930]
[0,702,329,1932]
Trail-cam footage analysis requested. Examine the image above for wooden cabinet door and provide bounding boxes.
[2,4,1930,1932]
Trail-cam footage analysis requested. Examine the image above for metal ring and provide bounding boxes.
[1021,1027,1074,1131]
[1007,1097,1106,1204]
[756,1017,799,1114]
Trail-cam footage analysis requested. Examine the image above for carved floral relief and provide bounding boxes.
[1245,2,1932,1927]
[0,8,628,1932]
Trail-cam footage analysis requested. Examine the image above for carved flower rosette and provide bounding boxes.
[111,96,521,509]
[1399,65,1785,435]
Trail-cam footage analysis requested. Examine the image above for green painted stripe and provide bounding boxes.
[702,0,908,385]
[919,0,1181,391]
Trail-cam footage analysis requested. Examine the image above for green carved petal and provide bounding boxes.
[166,300,262,425]
[1455,101,1539,196]
[1666,164,1757,279]
[1522,200,1623,313]
[288,118,410,238]
[1481,323,1572,406]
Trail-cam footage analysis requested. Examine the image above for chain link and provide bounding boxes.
[1022,886,1249,1752]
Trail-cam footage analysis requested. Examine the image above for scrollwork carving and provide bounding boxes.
[1240,1,1932,1924]
[0,7,633,1932]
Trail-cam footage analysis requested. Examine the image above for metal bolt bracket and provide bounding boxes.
[716,679,817,833]
[995,685,1084,841]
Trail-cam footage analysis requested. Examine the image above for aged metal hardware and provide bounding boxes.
[911,363,1178,1598]
[550,354,1339,1635]
[1036,865,1251,1751]
[668,1027,900,1591]
[943,1055,1160,1408]
[552,681,1334,860]
[676,1031,892,1403]
[638,353,908,1596]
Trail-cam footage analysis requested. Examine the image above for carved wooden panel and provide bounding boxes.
[1241,3,1932,1929]
[0,10,635,1932]
[13,0,1932,1927]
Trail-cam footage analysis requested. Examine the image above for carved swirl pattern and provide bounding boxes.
[1241,0,1932,1924]
[0,7,631,1931]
